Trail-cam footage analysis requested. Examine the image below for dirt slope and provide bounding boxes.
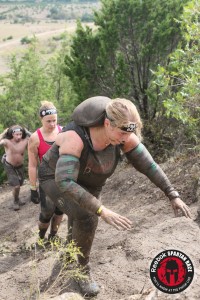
[0,154,199,300]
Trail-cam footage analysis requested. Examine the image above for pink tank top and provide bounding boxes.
[37,125,62,162]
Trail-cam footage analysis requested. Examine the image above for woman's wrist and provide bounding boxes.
[167,190,180,201]
[96,205,104,216]
[30,184,37,190]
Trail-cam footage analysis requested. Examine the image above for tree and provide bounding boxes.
[45,36,79,124]
[64,20,101,102]
[150,0,200,144]
[64,0,188,118]
[0,36,78,184]
[0,39,49,130]
[0,37,78,131]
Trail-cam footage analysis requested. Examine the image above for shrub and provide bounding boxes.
[20,36,32,45]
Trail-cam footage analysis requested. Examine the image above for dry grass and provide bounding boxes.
[0,22,74,73]
[0,21,69,41]
[0,21,95,74]
[0,1,99,74]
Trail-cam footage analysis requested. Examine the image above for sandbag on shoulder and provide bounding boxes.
[72,96,111,127]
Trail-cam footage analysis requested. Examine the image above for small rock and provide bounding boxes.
[50,292,84,300]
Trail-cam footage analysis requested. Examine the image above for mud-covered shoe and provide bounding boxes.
[13,201,20,211]
[48,234,61,243]
[78,265,100,297]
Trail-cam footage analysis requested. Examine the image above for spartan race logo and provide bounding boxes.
[150,249,194,294]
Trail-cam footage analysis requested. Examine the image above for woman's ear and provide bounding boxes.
[104,118,110,127]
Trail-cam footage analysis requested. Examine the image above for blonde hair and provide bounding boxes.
[39,101,56,115]
[106,98,143,139]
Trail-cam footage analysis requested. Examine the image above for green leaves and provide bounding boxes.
[64,0,188,120]
[151,0,200,128]
[0,36,78,131]
[64,21,101,102]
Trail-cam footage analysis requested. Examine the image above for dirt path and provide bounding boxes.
[0,28,67,50]
[0,155,200,300]
[0,26,68,75]
[0,22,94,74]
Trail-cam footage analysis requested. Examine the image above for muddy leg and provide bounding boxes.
[48,214,63,240]
[13,185,20,211]
[38,221,50,239]
[72,215,100,297]
[72,215,98,265]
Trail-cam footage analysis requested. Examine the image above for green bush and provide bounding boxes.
[20,36,33,45]
[0,15,6,20]
[81,12,94,22]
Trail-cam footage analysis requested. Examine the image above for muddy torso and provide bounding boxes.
[40,122,121,192]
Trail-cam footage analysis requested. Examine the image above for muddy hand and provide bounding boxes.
[171,198,192,218]
[100,206,132,230]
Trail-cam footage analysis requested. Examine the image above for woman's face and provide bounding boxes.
[41,114,57,131]
[105,120,132,145]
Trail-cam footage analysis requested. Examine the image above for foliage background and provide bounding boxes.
[0,0,199,183]
[64,0,199,158]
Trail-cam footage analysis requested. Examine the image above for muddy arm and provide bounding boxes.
[125,143,179,200]
[55,154,101,214]
[24,128,32,138]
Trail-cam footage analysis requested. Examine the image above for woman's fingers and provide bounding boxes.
[181,205,192,218]
[116,215,132,229]
[100,207,132,230]
[173,204,192,218]
[173,207,178,217]
[172,199,192,219]
[104,214,132,230]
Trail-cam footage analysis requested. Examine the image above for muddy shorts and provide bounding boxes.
[3,160,24,186]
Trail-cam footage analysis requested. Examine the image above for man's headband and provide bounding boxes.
[12,128,22,133]
[40,108,57,117]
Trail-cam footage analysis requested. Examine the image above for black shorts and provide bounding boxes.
[3,159,24,187]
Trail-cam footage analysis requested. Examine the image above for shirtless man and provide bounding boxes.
[0,125,31,210]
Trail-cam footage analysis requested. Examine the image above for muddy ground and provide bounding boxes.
[0,153,200,300]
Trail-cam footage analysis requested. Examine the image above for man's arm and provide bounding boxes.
[0,139,6,147]
[24,128,32,138]
[0,128,8,142]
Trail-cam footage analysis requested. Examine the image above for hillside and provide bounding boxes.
[0,1,99,74]
[0,153,199,300]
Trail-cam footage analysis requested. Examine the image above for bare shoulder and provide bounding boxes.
[122,133,140,153]
[28,131,39,148]
[56,130,84,157]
